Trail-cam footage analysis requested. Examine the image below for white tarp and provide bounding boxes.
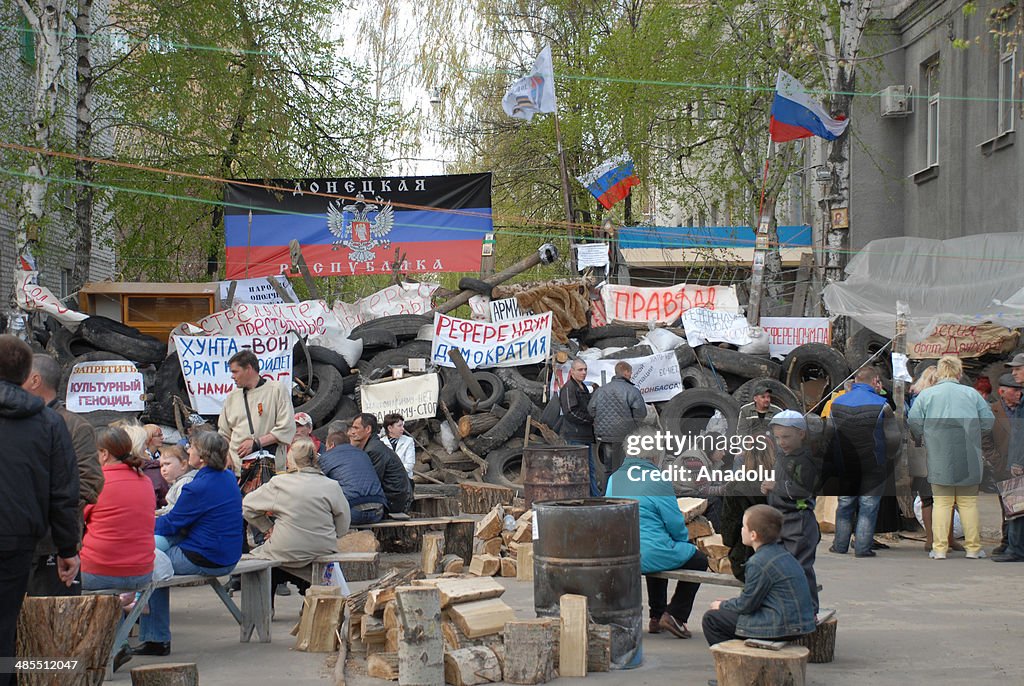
[14,270,88,325]
[823,234,1024,342]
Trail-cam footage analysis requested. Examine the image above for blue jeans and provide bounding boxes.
[1006,517,1024,558]
[81,572,151,591]
[833,495,881,555]
[567,440,600,497]
[138,545,235,643]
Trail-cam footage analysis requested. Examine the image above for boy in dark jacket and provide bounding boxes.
[702,504,816,646]
[762,410,821,614]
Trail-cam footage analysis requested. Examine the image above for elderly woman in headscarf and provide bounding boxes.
[243,437,351,600]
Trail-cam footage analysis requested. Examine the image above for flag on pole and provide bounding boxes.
[502,46,557,121]
[577,154,640,210]
[769,69,849,142]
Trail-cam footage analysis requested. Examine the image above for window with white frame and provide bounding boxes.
[925,60,940,167]
[998,23,1017,135]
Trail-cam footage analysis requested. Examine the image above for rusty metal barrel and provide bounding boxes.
[533,498,642,669]
[522,444,589,508]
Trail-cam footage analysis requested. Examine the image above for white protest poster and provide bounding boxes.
[892,352,913,382]
[602,283,740,324]
[332,282,439,331]
[174,334,294,414]
[197,300,352,358]
[575,243,610,270]
[65,361,145,413]
[681,307,752,347]
[490,297,533,323]
[549,350,682,402]
[431,312,552,369]
[360,373,440,421]
[760,317,831,358]
[219,276,298,304]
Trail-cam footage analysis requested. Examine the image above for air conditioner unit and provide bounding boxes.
[880,85,913,117]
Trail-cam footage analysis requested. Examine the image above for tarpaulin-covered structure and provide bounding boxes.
[823,233,1024,342]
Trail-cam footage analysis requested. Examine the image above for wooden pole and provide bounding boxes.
[289,239,322,299]
[480,232,496,278]
[893,301,912,516]
[746,138,774,326]
[552,110,577,272]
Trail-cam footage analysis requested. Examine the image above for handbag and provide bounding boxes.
[238,387,276,495]
[995,475,1024,520]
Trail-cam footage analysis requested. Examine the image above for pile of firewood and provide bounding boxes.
[465,504,533,579]
[677,497,733,575]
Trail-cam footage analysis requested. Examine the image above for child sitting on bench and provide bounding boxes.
[702,504,815,646]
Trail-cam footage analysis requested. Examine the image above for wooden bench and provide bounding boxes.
[85,558,279,673]
[352,515,475,559]
[645,568,822,591]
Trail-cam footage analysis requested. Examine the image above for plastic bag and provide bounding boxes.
[439,422,459,454]
[642,327,685,352]
[321,562,351,596]
[913,495,964,538]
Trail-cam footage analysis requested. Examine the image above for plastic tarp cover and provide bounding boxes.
[823,233,1024,342]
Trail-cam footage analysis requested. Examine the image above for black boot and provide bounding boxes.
[132,641,171,656]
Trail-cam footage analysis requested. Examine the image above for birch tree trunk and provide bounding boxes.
[12,0,71,263]
[73,0,95,290]
[819,0,875,344]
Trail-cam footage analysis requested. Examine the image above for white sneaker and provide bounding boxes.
[931,551,947,560]
[966,550,987,559]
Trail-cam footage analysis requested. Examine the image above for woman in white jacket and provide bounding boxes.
[382,413,416,478]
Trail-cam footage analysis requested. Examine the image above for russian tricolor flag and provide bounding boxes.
[769,70,849,142]
[578,154,640,210]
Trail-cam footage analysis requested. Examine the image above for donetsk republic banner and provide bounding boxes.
[224,173,494,278]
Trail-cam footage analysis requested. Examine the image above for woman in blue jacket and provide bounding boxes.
[135,432,243,656]
[606,427,708,639]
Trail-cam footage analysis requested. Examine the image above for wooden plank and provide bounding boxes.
[395,586,444,685]
[382,601,399,629]
[677,497,708,522]
[446,598,516,639]
[646,569,743,588]
[296,595,345,652]
[421,532,445,574]
[516,544,534,582]
[587,623,611,673]
[474,506,504,540]
[791,253,813,317]
[559,595,588,677]
[413,577,505,608]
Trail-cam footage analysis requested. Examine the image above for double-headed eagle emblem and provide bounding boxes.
[327,193,394,263]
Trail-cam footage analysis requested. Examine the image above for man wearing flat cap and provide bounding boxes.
[993,358,1024,561]
[736,383,782,438]
[985,373,1021,554]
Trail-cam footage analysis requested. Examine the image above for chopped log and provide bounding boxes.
[395,586,444,686]
[500,558,518,577]
[516,544,534,582]
[347,567,424,615]
[559,595,588,677]
[687,515,715,539]
[458,413,501,439]
[412,494,461,517]
[474,506,505,540]
[716,557,733,577]
[421,532,446,574]
[502,619,558,685]
[507,541,520,559]
[501,530,515,546]
[440,554,465,573]
[468,554,501,577]
[17,594,122,686]
[511,518,533,544]
[367,653,400,681]
[791,616,838,663]
[441,621,505,653]
[386,628,401,653]
[444,647,503,686]
[383,601,400,629]
[710,640,809,686]
[696,534,730,560]
[296,595,346,652]
[677,497,708,522]
[459,482,513,513]
[413,576,505,608]
[446,520,475,563]
[337,530,381,553]
[361,615,386,642]
[587,623,611,673]
[129,663,199,686]
[447,598,516,638]
[366,587,397,616]
[482,537,504,556]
